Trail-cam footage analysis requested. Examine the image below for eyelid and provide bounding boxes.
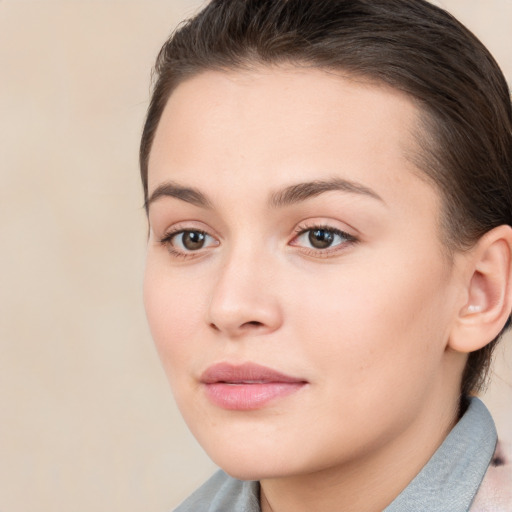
[292,218,357,238]
[158,222,220,259]
[157,220,220,241]
[289,221,358,256]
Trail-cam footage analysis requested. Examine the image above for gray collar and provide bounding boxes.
[385,397,496,511]
[175,397,496,512]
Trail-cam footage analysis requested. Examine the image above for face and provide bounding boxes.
[144,67,465,481]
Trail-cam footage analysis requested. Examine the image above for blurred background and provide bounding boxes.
[0,1,510,510]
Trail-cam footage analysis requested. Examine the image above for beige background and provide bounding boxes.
[0,1,510,511]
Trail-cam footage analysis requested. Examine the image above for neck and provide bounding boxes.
[260,392,460,512]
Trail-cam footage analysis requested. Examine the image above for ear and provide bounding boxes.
[449,225,512,353]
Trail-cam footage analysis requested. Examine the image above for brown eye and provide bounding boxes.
[291,225,356,255]
[308,229,335,249]
[176,230,207,251]
[160,228,219,257]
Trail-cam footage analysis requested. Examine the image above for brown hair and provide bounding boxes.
[140,0,512,396]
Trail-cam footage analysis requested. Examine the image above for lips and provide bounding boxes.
[200,362,307,410]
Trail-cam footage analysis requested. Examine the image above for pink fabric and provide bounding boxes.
[471,441,512,511]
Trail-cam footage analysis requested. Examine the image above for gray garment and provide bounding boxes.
[174,397,496,512]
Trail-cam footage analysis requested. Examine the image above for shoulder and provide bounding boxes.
[471,440,512,512]
[173,470,260,512]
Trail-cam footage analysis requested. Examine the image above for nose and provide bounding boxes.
[206,247,283,338]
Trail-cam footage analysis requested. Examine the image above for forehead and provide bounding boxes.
[148,65,440,215]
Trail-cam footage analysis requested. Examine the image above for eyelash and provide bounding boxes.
[159,224,357,259]
[159,228,216,259]
[291,224,358,257]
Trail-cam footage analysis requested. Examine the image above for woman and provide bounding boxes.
[141,0,512,510]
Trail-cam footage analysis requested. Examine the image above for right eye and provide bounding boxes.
[160,229,219,256]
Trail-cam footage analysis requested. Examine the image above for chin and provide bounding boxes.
[221,465,269,482]
[218,460,295,482]
[200,438,300,481]
[207,448,283,480]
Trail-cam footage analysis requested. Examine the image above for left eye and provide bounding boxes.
[293,227,353,250]
[168,230,217,251]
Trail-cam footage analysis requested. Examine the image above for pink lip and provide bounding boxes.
[200,362,307,410]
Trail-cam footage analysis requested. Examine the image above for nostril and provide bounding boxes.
[243,321,264,328]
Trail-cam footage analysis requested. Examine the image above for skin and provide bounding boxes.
[144,67,478,512]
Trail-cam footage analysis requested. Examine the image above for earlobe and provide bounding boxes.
[449,225,512,353]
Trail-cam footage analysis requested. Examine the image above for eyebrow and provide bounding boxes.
[145,181,213,211]
[145,177,384,211]
[268,178,384,208]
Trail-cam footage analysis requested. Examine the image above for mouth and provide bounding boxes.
[200,362,307,410]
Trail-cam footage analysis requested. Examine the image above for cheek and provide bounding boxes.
[289,254,451,389]
[143,260,205,371]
